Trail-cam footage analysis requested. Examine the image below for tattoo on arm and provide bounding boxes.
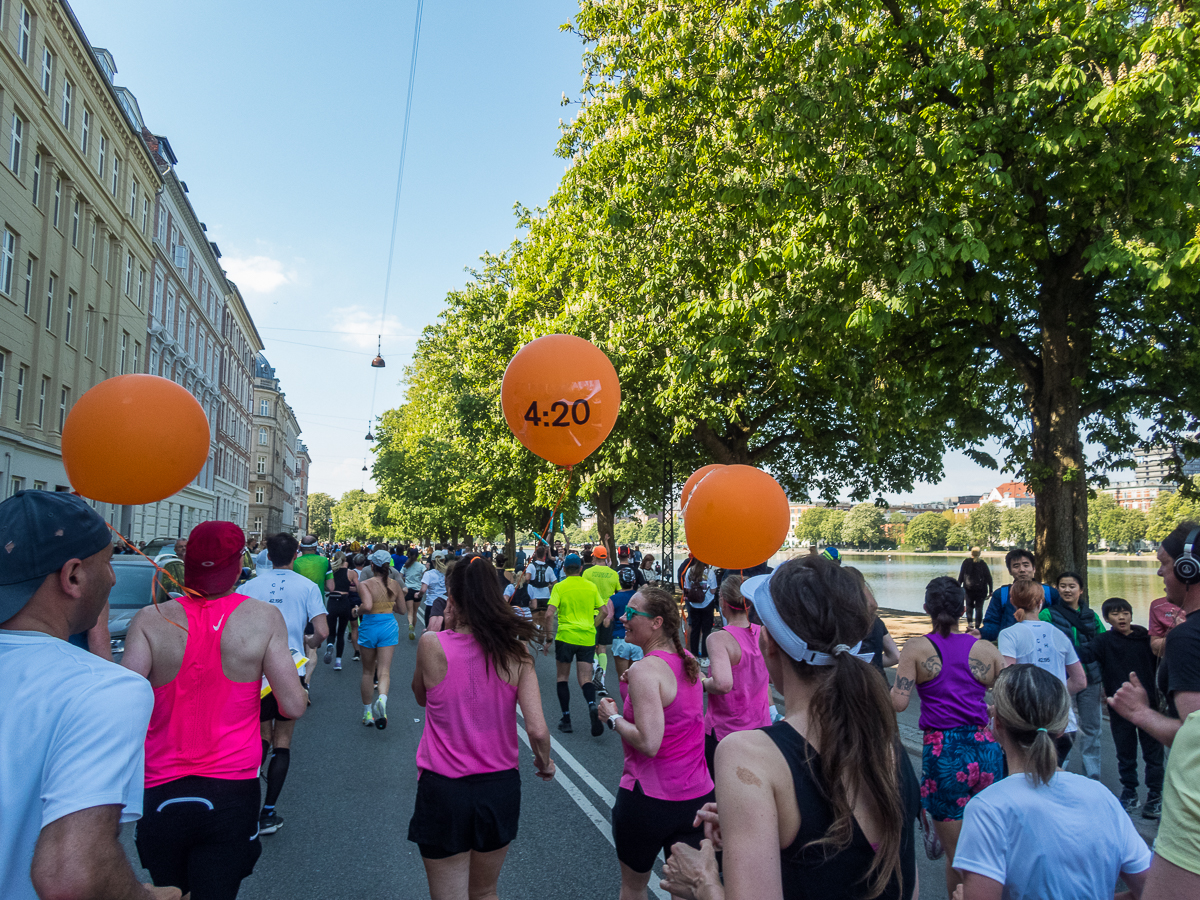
[969,657,992,682]
[895,676,915,693]
[921,656,940,675]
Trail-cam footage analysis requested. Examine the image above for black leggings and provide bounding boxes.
[326,611,351,656]
[136,775,261,900]
[688,604,715,658]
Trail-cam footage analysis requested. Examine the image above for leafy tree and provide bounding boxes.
[1087,492,1119,547]
[946,523,974,552]
[1099,506,1148,551]
[308,492,335,541]
[333,490,377,542]
[820,510,847,546]
[794,508,829,546]
[907,512,952,551]
[999,507,1037,549]
[842,504,885,548]
[1146,477,1200,542]
[968,504,1002,549]
[640,518,662,548]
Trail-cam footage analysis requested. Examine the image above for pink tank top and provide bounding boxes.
[144,594,261,787]
[416,630,519,779]
[620,649,713,801]
[704,623,772,741]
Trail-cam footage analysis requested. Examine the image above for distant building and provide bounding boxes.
[248,354,303,538]
[986,482,1034,508]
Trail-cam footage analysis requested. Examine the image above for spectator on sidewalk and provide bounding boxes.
[957,547,993,630]
[977,548,1060,641]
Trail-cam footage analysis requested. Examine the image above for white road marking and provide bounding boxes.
[517,721,671,900]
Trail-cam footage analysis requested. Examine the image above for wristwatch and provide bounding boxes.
[607,714,623,730]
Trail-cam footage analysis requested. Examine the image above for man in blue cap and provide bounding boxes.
[546,553,611,736]
[0,491,176,900]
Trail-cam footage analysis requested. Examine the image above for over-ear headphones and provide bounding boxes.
[1175,528,1200,586]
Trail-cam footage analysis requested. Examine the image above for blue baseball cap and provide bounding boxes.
[564,553,583,569]
[0,491,112,624]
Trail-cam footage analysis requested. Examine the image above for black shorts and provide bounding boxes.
[405,588,420,604]
[327,592,355,618]
[430,596,448,619]
[407,768,520,859]
[555,640,595,665]
[595,621,615,645]
[260,671,304,722]
[612,782,715,874]
[136,775,261,900]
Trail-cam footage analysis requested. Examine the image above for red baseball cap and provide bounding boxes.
[185,521,246,596]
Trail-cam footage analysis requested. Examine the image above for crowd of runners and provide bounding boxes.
[3,489,1200,899]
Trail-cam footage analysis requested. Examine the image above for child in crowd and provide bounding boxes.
[1078,597,1165,819]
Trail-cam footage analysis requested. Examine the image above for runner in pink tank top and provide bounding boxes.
[408,553,554,900]
[701,575,773,775]
[597,586,716,898]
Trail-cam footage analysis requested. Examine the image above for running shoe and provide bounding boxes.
[589,704,604,737]
[1119,788,1139,812]
[1143,792,1162,820]
[373,696,388,730]
[353,651,361,661]
[557,715,573,733]
[362,709,375,727]
[409,626,416,640]
[323,642,334,665]
[592,666,606,689]
[258,810,284,835]
[333,660,342,671]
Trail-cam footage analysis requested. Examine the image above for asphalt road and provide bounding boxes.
[118,622,1158,899]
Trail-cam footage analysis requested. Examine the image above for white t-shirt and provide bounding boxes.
[240,570,325,675]
[524,560,558,601]
[998,620,1081,731]
[421,568,447,606]
[0,631,154,900]
[955,771,1150,900]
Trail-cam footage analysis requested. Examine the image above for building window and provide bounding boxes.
[88,222,96,265]
[255,487,264,503]
[64,291,73,343]
[137,267,145,308]
[71,199,79,247]
[124,253,132,295]
[165,287,174,331]
[44,274,53,330]
[257,456,266,475]
[9,112,23,174]
[129,179,137,217]
[259,427,267,445]
[97,135,106,179]
[149,348,157,376]
[41,47,52,94]
[0,353,5,413]
[120,332,127,374]
[253,516,262,533]
[17,4,31,63]
[111,156,119,196]
[22,257,32,314]
[260,399,269,415]
[11,476,25,495]
[80,108,90,155]
[61,80,71,129]
[58,387,68,432]
[31,152,39,205]
[133,341,140,373]
[14,366,25,420]
[141,197,149,234]
[37,376,47,428]
[152,273,163,319]
[156,206,166,244]
[98,318,106,368]
[83,306,91,356]
[52,178,60,228]
[0,230,14,295]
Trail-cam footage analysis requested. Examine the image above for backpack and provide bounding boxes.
[529,561,551,590]
[686,566,708,605]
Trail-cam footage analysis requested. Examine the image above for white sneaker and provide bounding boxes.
[372,696,388,730]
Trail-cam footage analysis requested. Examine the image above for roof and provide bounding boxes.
[992,481,1032,499]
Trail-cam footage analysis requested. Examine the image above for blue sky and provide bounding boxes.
[70,0,1015,505]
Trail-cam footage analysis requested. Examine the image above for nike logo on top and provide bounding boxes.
[212,615,225,631]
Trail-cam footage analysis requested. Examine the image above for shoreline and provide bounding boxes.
[774,549,1156,563]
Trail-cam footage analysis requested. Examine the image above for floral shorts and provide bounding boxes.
[920,725,1003,821]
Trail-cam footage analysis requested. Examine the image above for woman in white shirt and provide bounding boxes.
[997,580,1087,765]
[953,664,1150,900]
[418,555,450,633]
[401,554,425,640]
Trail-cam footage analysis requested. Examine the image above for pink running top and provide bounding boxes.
[144,594,261,787]
[416,630,519,779]
[704,623,772,741]
[620,649,714,801]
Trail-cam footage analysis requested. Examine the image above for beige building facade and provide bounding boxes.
[248,353,305,539]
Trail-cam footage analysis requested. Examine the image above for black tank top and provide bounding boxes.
[761,721,919,900]
[333,566,353,593]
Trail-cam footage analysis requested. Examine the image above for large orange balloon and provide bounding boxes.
[501,335,620,467]
[680,465,723,511]
[63,375,211,506]
[683,465,790,570]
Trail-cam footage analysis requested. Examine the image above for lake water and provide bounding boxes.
[768,552,1164,625]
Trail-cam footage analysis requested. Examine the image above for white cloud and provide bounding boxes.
[223,255,295,294]
[334,306,419,351]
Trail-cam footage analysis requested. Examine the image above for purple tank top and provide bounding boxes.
[704,623,772,741]
[916,632,989,730]
[620,649,713,801]
[416,631,519,778]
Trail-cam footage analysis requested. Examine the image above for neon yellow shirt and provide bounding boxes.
[549,576,605,646]
[583,564,620,601]
[293,553,333,599]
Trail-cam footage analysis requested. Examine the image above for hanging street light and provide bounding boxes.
[371,335,386,368]
[365,421,375,441]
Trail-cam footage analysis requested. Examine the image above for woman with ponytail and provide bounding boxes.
[596,586,713,900]
[953,664,1150,899]
[409,553,553,899]
[998,580,1087,765]
[355,550,401,728]
[661,556,919,900]
[700,576,772,778]
[890,577,1004,898]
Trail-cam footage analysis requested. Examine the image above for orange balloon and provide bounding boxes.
[501,335,621,467]
[683,465,790,570]
[681,465,723,511]
[63,375,211,506]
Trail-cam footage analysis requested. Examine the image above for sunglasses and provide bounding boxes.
[624,607,656,620]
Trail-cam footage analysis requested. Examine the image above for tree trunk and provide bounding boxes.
[505,516,516,568]
[594,485,618,559]
[450,527,459,551]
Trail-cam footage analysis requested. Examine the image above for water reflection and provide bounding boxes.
[769,552,1163,625]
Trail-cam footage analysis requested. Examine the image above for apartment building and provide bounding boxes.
[215,280,261,531]
[0,1,159,530]
[248,353,304,539]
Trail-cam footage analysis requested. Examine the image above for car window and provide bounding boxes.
[108,563,156,609]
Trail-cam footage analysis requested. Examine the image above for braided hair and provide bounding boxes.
[637,586,700,684]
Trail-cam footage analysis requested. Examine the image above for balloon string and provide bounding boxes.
[109,522,195,634]
[541,466,574,544]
